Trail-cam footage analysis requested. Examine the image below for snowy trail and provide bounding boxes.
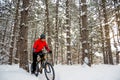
[33,64,120,80]
[0,64,59,80]
[0,64,120,80]
[54,64,120,80]
[0,65,37,80]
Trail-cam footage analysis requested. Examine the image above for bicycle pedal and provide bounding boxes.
[39,69,42,74]
[35,72,38,76]
[35,74,38,77]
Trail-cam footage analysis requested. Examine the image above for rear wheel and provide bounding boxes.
[44,62,55,80]
[35,63,40,77]
[30,63,33,74]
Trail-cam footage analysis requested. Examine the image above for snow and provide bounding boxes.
[0,65,37,80]
[94,52,103,57]
[25,7,29,10]
[81,12,86,16]
[0,64,120,80]
[84,57,89,64]
[117,46,120,51]
[85,49,88,53]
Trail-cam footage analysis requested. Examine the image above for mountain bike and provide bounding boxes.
[31,53,55,80]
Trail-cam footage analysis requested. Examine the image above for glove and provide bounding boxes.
[49,50,52,54]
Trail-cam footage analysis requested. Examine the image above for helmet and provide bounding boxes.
[40,34,45,39]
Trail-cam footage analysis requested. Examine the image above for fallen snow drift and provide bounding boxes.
[0,64,120,80]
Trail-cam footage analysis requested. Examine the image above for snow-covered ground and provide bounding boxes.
[0,64,120,80]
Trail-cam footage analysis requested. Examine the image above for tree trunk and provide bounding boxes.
[9,0,20,65]
[1,19,9,64]
[60,19,64,64]
[101,0,113,64]
[116,52,119,64]
[45,0,53,65]
[19,0,29,71]
[96,1,106,64]
[114,0,120,37]
[114,0,120,53]
[66,0,71,65]
[78,0,81,64]
[81,0,90,66]
[111,24,119,64]
[54,0,59,64]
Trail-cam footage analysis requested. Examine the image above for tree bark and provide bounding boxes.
[45,0,53,65]
[9,0,20,65]
[66,0,71,65]
[96,0,106,64]
[19,0,29,71]
[78,0,82,64]
[81,0,91,66]
[101,0,113,64]
[54,0,59,64]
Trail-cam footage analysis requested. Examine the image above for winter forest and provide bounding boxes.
[1,0,120,74]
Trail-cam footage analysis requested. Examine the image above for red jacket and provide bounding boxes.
[33,39,50,53]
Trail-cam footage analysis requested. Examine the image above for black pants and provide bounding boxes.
[32,52,45,73]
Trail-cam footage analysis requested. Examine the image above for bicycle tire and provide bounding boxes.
[30,63,33,74]
[44,62,55,80]
[35,63,39,77]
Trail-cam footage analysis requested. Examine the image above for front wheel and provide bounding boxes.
[44,62,55,80]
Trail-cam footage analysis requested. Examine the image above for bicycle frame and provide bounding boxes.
[37,53,47,68]
[35,53,55,80]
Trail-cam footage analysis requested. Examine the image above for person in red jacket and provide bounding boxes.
[31,34,52,74]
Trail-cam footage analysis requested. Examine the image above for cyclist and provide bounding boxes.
[31,34,52,74]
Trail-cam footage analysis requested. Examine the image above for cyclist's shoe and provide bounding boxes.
[31,71,35,74]
[39,68,42,74]
[35,72,38,77]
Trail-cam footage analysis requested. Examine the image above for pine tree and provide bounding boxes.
[9,0,20,65]
[81,0,91,66]
[45,0,53,65]
[101,0,113,64]
[54,0,59,64]
[19,0,29,71]
[65,0,72,65]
